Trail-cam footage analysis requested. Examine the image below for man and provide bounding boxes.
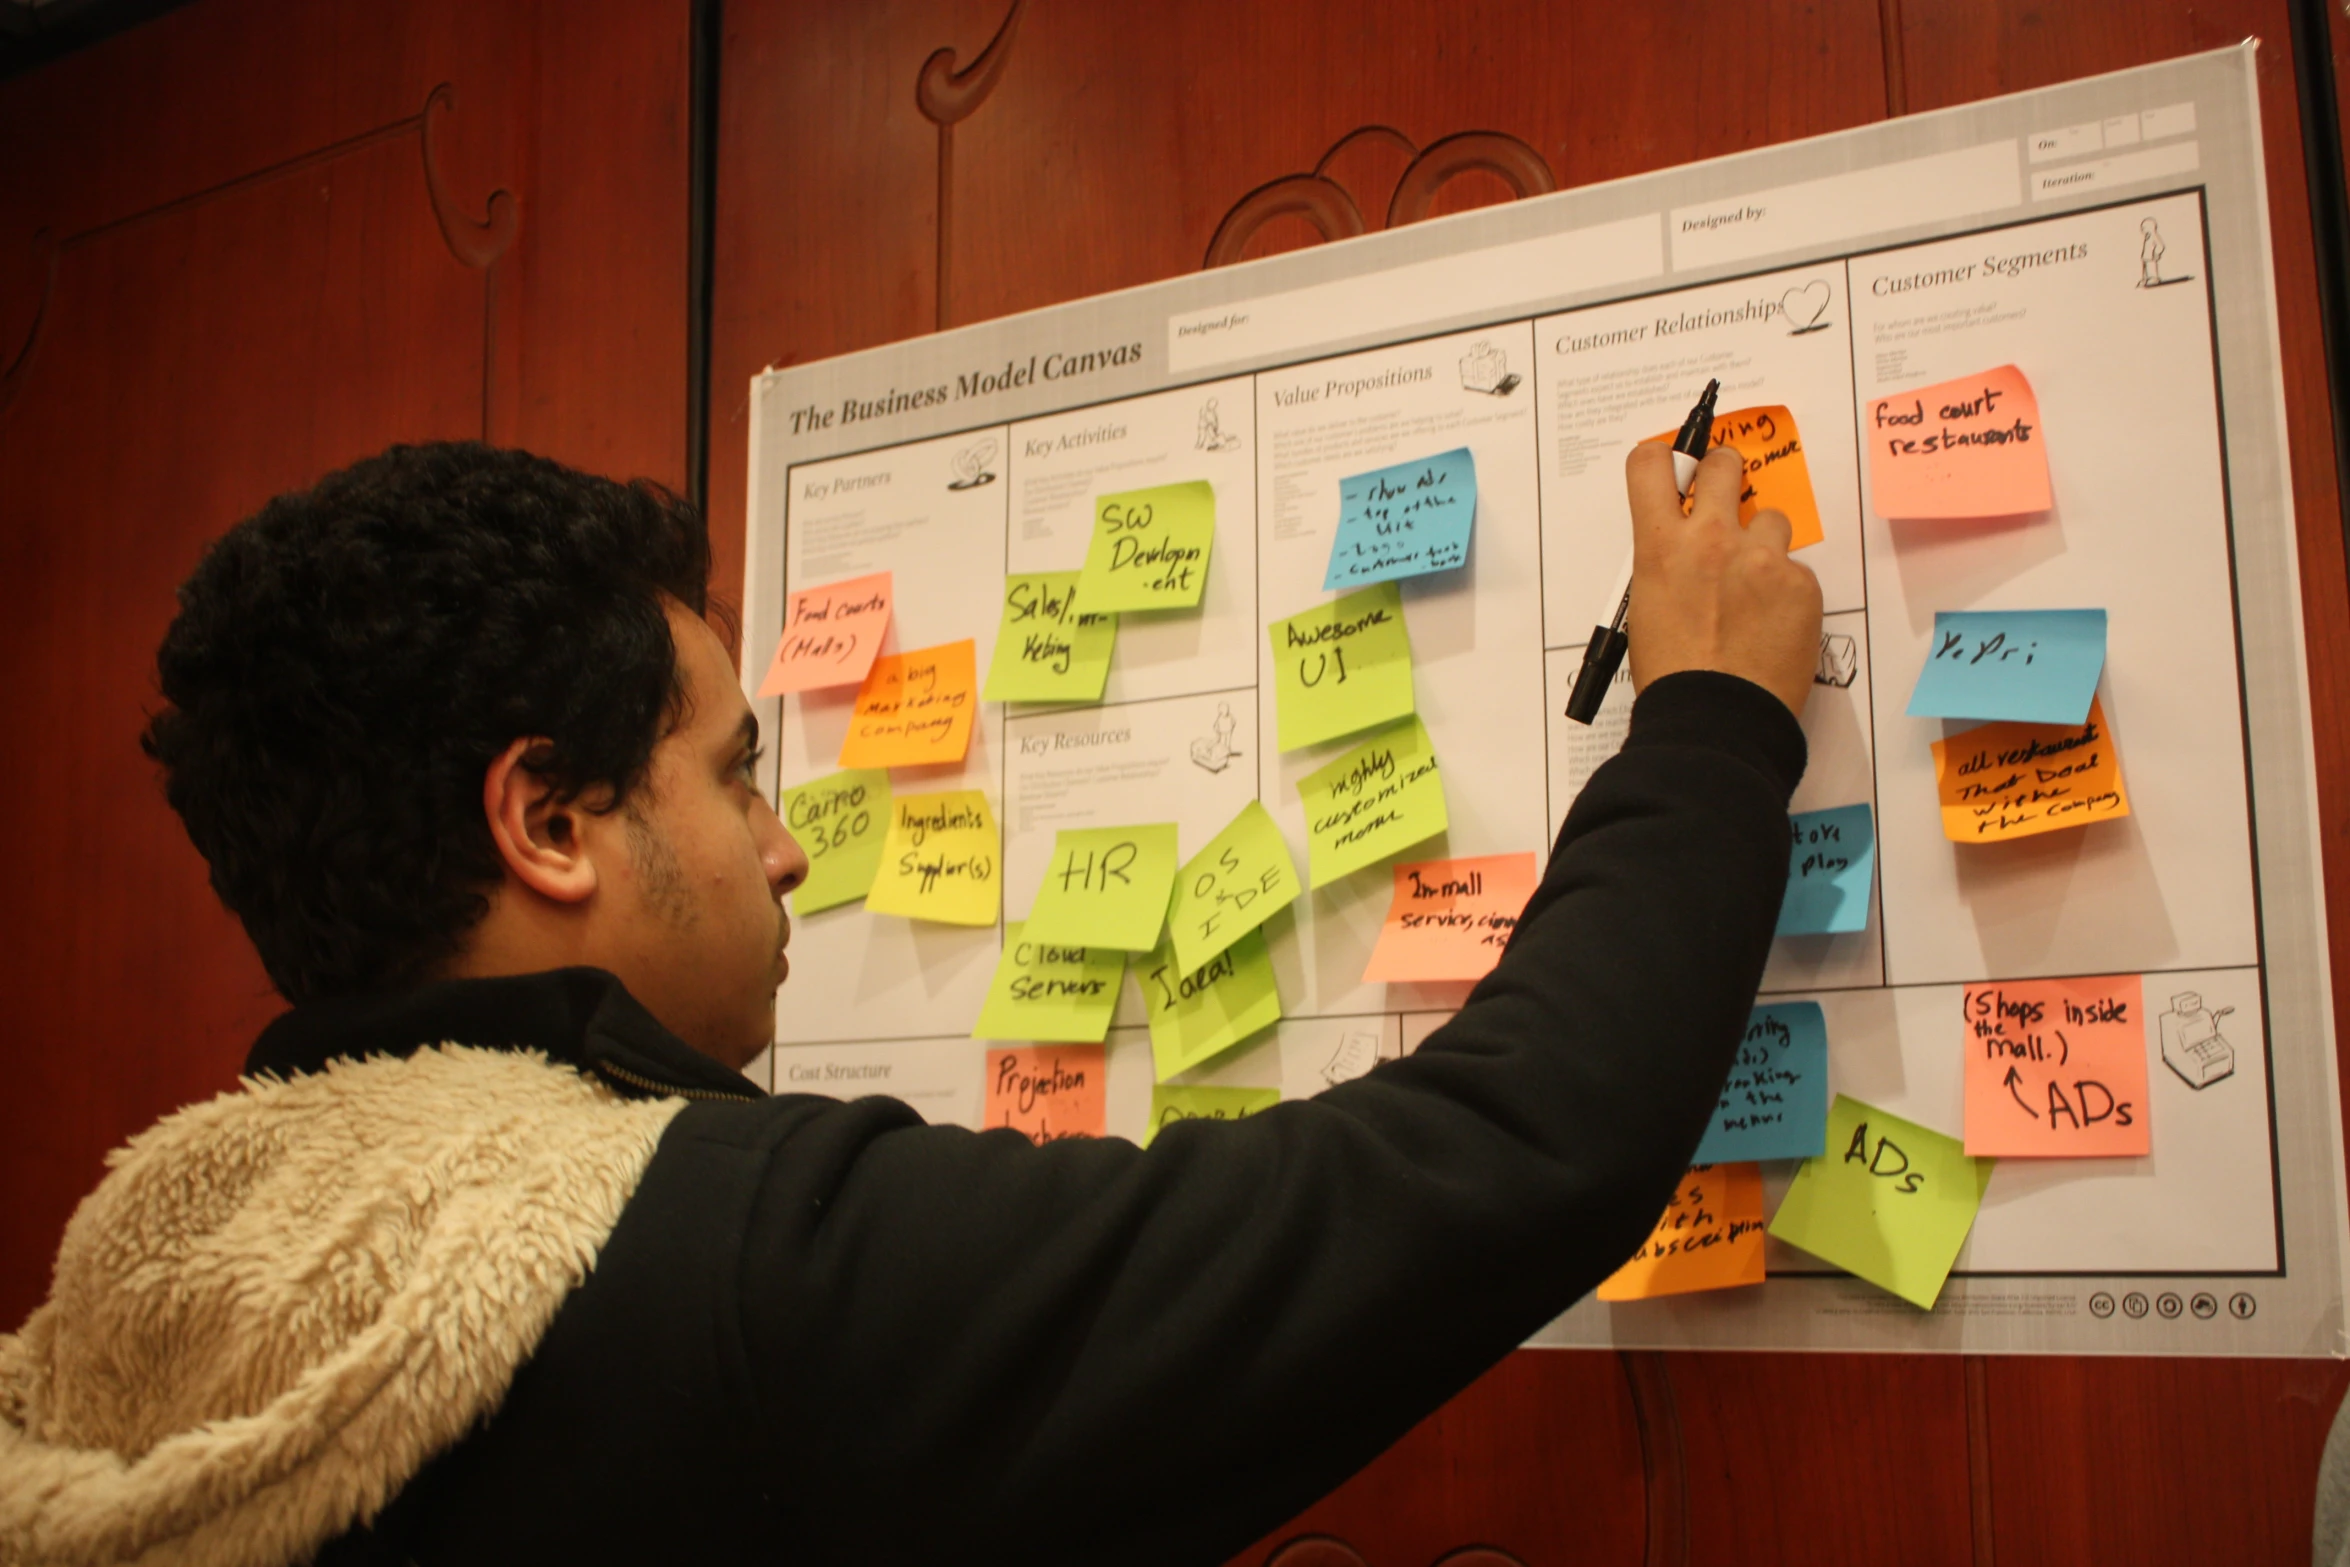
[0,438,1819,1565]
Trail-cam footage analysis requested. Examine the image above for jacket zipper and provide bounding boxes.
[590,1058,763,1104]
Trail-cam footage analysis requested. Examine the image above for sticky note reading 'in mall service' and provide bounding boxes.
[1932,698,2130,843]
[1324,448,1477,590]
[1963,974,2150,1158]
[1906,608,2107,724]
[982,572,1116,704]
[1165,801,1302,977]
[863,789,1000,926]
[1144,1084,1281,1147]
[973,923,1125,1043]
[1694,1001,1830,1163]
[781,769,892,915]
[1767,1095,1992,1310]
[758,570,893,696]
[838,641,977,769]
[1647,405,1824,551]
[1022,823,1179,953]
[1596,1164,1767,1302]
[1778,804,1874,936]
[1363,853,1538,984]
[984,1044,1105,1145]
[1141,927,1282,1080]
[1078,481,1215,613]
[1269,581,1416,752]
[1868,364,2051,518]
[1298,717,1449,888]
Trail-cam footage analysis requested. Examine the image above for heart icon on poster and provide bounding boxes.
[1781,280,1833,335]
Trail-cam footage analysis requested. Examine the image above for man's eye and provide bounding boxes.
[738,747,765,782]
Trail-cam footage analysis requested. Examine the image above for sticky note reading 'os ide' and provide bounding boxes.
[1022,824,1179,953]
[1323,448,1477,590]
[1164,801,1302,977]
[1932,699,2130,843]
[1362,853,1538,984]
[1269,581,1417,752]
[1646,405,1824,550]
[863,789,1000,927]
[1767,1095,1992,1311]
[982,572,1116,704]
[1143,1083,1281,1147]
[1963,974,2151,1158]
[1868,364,2051,518]
[1141,927,1283,1080]
[780,769,892,915]
[838,641,977,769]
[1298,717,1449,888]
[1596,1163,1767,1302]
[1078,482,1215,613]
[1693,1001,1830,1163]
[1906,608,2107,725]
[984,1044,1105,1145]
[1778,804,1875,937]
[758,570,893,696]
[972,923,1125,1043]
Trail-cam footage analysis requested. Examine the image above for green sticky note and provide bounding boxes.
[1268,581,1416,751]
[1143,1083,1281,1147]
[1022,824,1179,952]
[1138,926,1283,1079]
[972,922,1126,1043]
[780,769,892,914]
[1767,1094,1994,1311]
[982,572,1116,704]
[1165,800,1301,975]
[1296,716,1449,888]
[1077,481,1215,613]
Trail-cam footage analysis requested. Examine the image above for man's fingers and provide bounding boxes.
[1687,445,1745,521]
[1745,506,1794,554]
[1624,441,1685,541]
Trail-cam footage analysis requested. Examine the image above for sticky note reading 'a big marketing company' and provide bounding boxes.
[1078,481,1215,613]
[1022,823,1179,953]
[1269,581,1416,752]
[1963,974,2150,1158]
[1165,801,1302,977]
[838,641,977,769]
[973,923,1125,1044]
[1932,698,2130,843]
[780,768,892,915]
[1646,405,1824,551]
[1140,927,1283,1080]
[1595,1164,1768,1302]
[1363,852,1538,984]
[1143,1083,1281,1147]
[1868,364,2052,518]
[1767,1095,1992,1311]
[758,570,893,696]
[982,572,1116,705]
[1298,716,1449,888]
[984,1044,1106,1145]
[864,789,1000,927]
[1778,804,1875,937]
[1324,448,1477,590]
[1694,1001,1831,1163]
[1906,608,2107,725]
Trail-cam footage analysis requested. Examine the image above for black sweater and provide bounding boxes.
[286,670,1803,1565]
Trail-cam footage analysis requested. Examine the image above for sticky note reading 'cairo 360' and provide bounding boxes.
[1906,608,2107,725]
[1868,364,2052,518]
[1077,482,1215,613]
[972,923,1125,1044]
[1269,581,1417,752]
[1932,698,2130,843]
[982,572,1116,705]
[1298,717,1449,888]
[1323,448,1477,590]
[1767,1095,1992,1311]
[1022,823,1179,953]
[758,570,893,696]
[863,789,1000,927]
[1141,927,1283,1081]
[1164,801,1302,978]
[1693,1001,1830,1163]
[1777,804,1875,937]
[1645,405,1824,551]
[1596,1163,1768,1302]
[1362,852,1539,984]
[837,641,977,769]
[780,768,892,915]
[984,1044,1106,1145]
[1963,974,2151,1158]
[1143,1083,1281,1147]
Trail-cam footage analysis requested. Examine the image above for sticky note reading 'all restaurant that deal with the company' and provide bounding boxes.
[1868,364,2052,518]
[1141,926,1283,1080]
[758,570,893,696]
[1963,973,2151,1158]
[984,1044,1106,1145]
[1022,823,1179,953]
[1143,1083,1282,1147]
[1932,698,2130,844]
[1596,1163,1768,1302]
[1077,481,1215,613]
[981,571,1116,704]
[1694,1001,1830,1163]
[837,641,977,769]
[1906,608,2107,725]
[1164,801,1301,977]
[1778,803,1875,937]
[1324,448,1477,590]
[972,923,1125,1043]
[780,768,892,915]
[1362,852,1538,984]
[1269,581,1416,752]
[1298,716,1449,888]
[1646,405,1824,551]
[863,789,1000,927]
[1767,1095,1992,1311]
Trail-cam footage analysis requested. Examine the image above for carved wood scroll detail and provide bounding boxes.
[1205,126,1557,269]
[1258,1535,1531,1566]
[917,0,1027,331]
[420,83,519,269]
[0,229,58,422]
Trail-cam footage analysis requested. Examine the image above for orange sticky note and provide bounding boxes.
[758,570,893,695]
[1596,1163,1767,1301]
[1931,698,2129,843]
[984,1044,1106,1146]
[1649,404,1823,550]
[838,640,977,769]
[1867,364,2052,518]
[1363,852,1540,983]
[1962,974,2150,1157]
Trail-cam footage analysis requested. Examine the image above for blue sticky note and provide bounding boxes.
[1905,609,2107,724]
[1779,804,1874,936]
[1695,1001,1830,1162]
[1324,448,1476,590]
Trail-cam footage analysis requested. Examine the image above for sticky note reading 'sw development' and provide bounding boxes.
[1906,608,2107,725]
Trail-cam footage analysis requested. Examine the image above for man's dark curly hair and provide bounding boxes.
[142,441,713,1005]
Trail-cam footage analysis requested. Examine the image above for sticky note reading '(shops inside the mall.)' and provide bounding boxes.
[758,570,893,696]
[984,1044,1105,1145]
[1324,448,1477,591]
[982,572,1116,705]
[1077,481,1215,613]
[863,789,1000,927]
[1268,581,1416,752]
[1143,1083,1282,1147]
[1647,405,1824,551]
[972,923,1125,1044]
[1140,926,1283,1080]
[1778,803,1874,936]
[1022,823,1179,953]
[1906,608,2107,725]
[1298,716,1449,888]
[780,768,892,915]
[1868,364,2052,519]
[837,641,977,769]
[1767,1095,1992,1310]
[1932,698,2130,843]
[1596,1163,1768,1302]
[1164,801,1302,977]
[1362,852,1538,984]
[1693,1001,1830,1163]
[1963,973,2151,1158]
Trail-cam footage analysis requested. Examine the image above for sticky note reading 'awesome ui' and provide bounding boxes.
[758,570,893,696]
[984,1044,1105,1145]
[1868,364,2051,518]
[1078,482,1215,613]
[1298,716,1449,888]
[1324,448,1477,590]
[982,572,1116,704]
[1767,1095,1992,1311]
[1269,581,1416,752]
[1143,1083,1281,1147]
[1778,804,1875,937]
[1646,405,1824,551]
[1596,1164,1767,1302]
[1022,823,1179,953]
[780,769,892,915]
[1963,974,2150,1158]
[1932,698,2130,843]
[1164,801,1302,977]
[1362,853,1538,984]
[838,641,977,769]
[1906,609,2107,725]
[1693,1001,1830,1164]
[1141,927,1283,1080]
[863,789,999,927]
[972,923,1125,1044]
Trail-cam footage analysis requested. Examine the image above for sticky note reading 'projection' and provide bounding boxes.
[838,641,977,769]
[1778,804,1875,937]
[1141,927,1283,1080]
[1078,481,1215,613]
[1767,1095,1992,1311]
[1596,1163,1767,1302]
[982,572,1116,704]
[1693,1001,1830,1163]
[1324,448,1477,590]
[1932,698,2130,843]
[1868,364,2051,518]
[1362,852,1539,984]
[780,768,892,915]
[758,570,893,696]
[1646,405,1824,551]
[1143,1083,1281,1147]
[1164,801,1302,977]
[1906,608,2107,725]
[1268,581,1416,752]
[1022,823,1179,953]
[863,789,1000,926]
[1963,974,2150,1158]
[984,1044,1106,1145]
[1298,716,1449,888]
[972,923,1125,1043]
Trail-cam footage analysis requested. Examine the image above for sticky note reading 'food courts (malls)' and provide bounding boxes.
[780,768,892,915]
[1362,852,1538,984]
[1323,448,1477,590]
[1268,581,1417,752]
[1906,608,2107,725]
[1298,716,1449,888]
[863,789,1000,927]
[1141,927,1283,1080]
[1596,1164,1768,1302]
[1647,405,1824,551]
[1778,804,1875,937]
[1143,1083,1281,1147]
[972,923,1125,1044]
[1164,801,1301,977]
[1077,481,1215,613]
[758,570,893,696]
[837,641,977,769]
[1022,823,1179,953]
[1868,364,2052,518]
[1767,1095,1992,1310]
[984,1044,1106,1145]
[1693,1001,1830,1163]
[1932,698,2130,843]
[1963,973,2151,1158]
[982,571,1116,704]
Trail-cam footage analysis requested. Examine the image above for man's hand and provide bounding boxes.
[1624,442,1823,719]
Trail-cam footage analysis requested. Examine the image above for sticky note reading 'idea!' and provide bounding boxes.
[1868,364,2051,519]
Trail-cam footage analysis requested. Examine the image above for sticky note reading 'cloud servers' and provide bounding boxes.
[1906,608,2106,725]
[1078,482,1215,613]
[758,570,893,696]
[984,1044,1105,1145]
[838,641,977,769]
[1022,824,1179,953]
[1868,364,2052,518]
[1324,448,1477,590]
[1268,581,1416,752]
[1778,804,1875,937]
[1362,852,1538,984]
[1963,974,2150,1158]
[1143,1084,1281,1147]
[972,923,1125,1043]
[982,572,1116,704]
[1932,699,2130,843]
[780,768,892,915]
[1595,1164,1768,1302]
[1141,927,1283,1080]
[1646,404,1824,550]
[1767,1095,1992,1310]
[1298,717,1449,888]
[1693,1001,1830,1163]
[863,789,1000,926]
[1164,801,1302,977]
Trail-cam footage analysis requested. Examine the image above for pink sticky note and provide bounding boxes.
[1866,364,2052,519]
[758,571,893,696]
[1363,853,1540,984]
[1962,973,2150,1158]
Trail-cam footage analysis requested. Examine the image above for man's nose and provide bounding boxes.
[757,795,808,895]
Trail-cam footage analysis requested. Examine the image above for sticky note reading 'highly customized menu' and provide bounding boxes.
[1022,823,1179,953]
[1298,716,1449,888]
[1868,364,2052,518]
[1140,927,1283,1080]
[1932,698,2130,843]
[1646,405,1824,551]
[1077,481,1215,613]
[972,923,1125,1044]
[837,641,977,769]
[1767,1095,1992,1311]
[1324,448,1477,590]
[984,1044,1106,1145]
[1778,804,1875,937]
[1693,1001,1830,1163]
[1143,1083,1281,1147]
[758,570,893,696]
[1362,852,1538,984]
[1164,801,1302,977]
[1906,608,2107,725]
[780,768,892,915]
[1595,1163,1767,1302]
[1963,973,2151,1158]
[982,572,1116,704]
[863,789,1000,927]
[1268,581,1416,752]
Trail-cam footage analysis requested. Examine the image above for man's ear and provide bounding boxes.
[482,738,599,905]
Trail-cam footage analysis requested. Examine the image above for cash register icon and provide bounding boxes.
[2159,991,2237,1089]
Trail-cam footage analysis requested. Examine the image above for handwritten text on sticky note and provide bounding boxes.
[1023,823,1179,953]
[1932,698,2130,843]
[972,925,1126,1043]
[1078,481,1215,613]
[1648,406,1824,551]
[1165,801,1301,977]
[1362,852,1538,984]
[1869,364,2051,518]
[985,1044,1105,1144]
[1963,974,2149,1157]
[1142,927,1283,1080]
[781,768,892,915]
[1324,448,1477,590]
[982,572,1116,704]
[1596,1163,1767,1301]
[1269,581,1416,752]
[838,641,977,769]
[759,570,893,696]
[1766,1095,1991,1310]
[1298,716,1449,888]
[1694,1001,1830,1163]
[1907,608,2106,725]
[1143,1083,1281,1147]
[864,789,1000,926]
[1778,804,1874,937]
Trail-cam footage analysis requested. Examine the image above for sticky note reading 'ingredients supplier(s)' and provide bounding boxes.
[1694,1001,1830,1163]
[984,1044,1106,1145]
[838,641,977,769]
[1140,927,1283,1080]
[1078,481,1215,613]
[1868,364,2052,518]
[1595,1164,1768,1302]
[982,572,1116,704]
[1646,405,1824,550]
[1022,823,1179,953]
[1362,852,1539,984]
[972,923,1125,1044]
[1164,801,1302,977]
[758,570,893,696]
[1932,698,2130,843]
[1778,804,1875,937]
[1268,581,1417,752]
[863,789,1000,926]
[1143,1083,1281,1147]
[1963,974,2150,1158]
[1298,716,1449,888]
[1767,1095,1992,1311]
[1324,448,1477,590]
[1906,608,2107,725]
[780,769,892,915]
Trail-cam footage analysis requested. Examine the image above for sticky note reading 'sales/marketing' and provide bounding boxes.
[1778,804,1874,936]
[1932,698,2130,843]
[1297,716,1449,888]
[1324,448,1477,590]
[780,768,892,915]
[1022,823,1178,953]
[982,572,1115,704]
[1596,1163,1767,1302]
[759,570,893,696]
[1362,853,1538,984]
[864,789,1000,926]
[1868,364,2051,518]
[984,1044,1105,1145]
[1164,801,1301,978]
[1906,608,2107,725]
[972,924,1125,1043]
[1268,581,1416,752]
[1077,481,1214,612]
[1694,1001,1830,1163]
[1963,974,2150,1158]
[838,641,977,769]
[1767,1095,1992,1310]
[1645,404,1824,550]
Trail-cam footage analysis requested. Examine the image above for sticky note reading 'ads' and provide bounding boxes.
[984,1044,1106,1145]
[838,641,978,769]
[1963,974,2150,1158]
[982,572,1116,704]
[1298,716,1449,888]
[1906,608,2107,725]
[1324,448,1477,591]
[1022,824,1179,953]
[1767,1095,1992,1311]
[1694,1001,1830,1163]
[1268,581,1417,752]
[1596,1164,1768,1302]
[972,923,1125,1044]
[864,789,1000,927]
[1362,852,1539,984]
[1078,481,1215,613]
[1868,364,2052,518]
[780,769,892,915]
[1646,405,1824,550]
[1778,804,1875,937]
[1143,1083,1281,1147]
[758,570,893,696]
[1141,927,1283,1080]
[1164,801,1302,977]
[1932,698,2130,843]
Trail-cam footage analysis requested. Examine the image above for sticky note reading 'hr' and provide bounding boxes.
[780,769,892,915]
[863,789,1000,927]
[1165,801,1302,977]
[972,923,1125,1044]
[1298,716,1449,889]
[1963,974,2150,1158]
[982,572,1116,704]
[838,641,978,769]
[1906,608,2107,725]
[1362,852,1538,985]
[1143,1083,1281,1147]
[1269,581,1417,752]
[1595,1164,1767,1302]
[1868,364,2051,519]
[1693,1001,1830,1163]
[1141,927,1283,1080]
[758,570,893,696]
[1932,698,2130,843]
[1324,448,1477,591]
[1767,1095,1991,1311]
[1022,823,1179,953]
[984,1044,1106,1145]
[1778,804,1874,937]
[1646,405,1824,551]
[1078,481,1215,613]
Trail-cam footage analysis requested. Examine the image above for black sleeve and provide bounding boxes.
[742,670,1805,1567]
